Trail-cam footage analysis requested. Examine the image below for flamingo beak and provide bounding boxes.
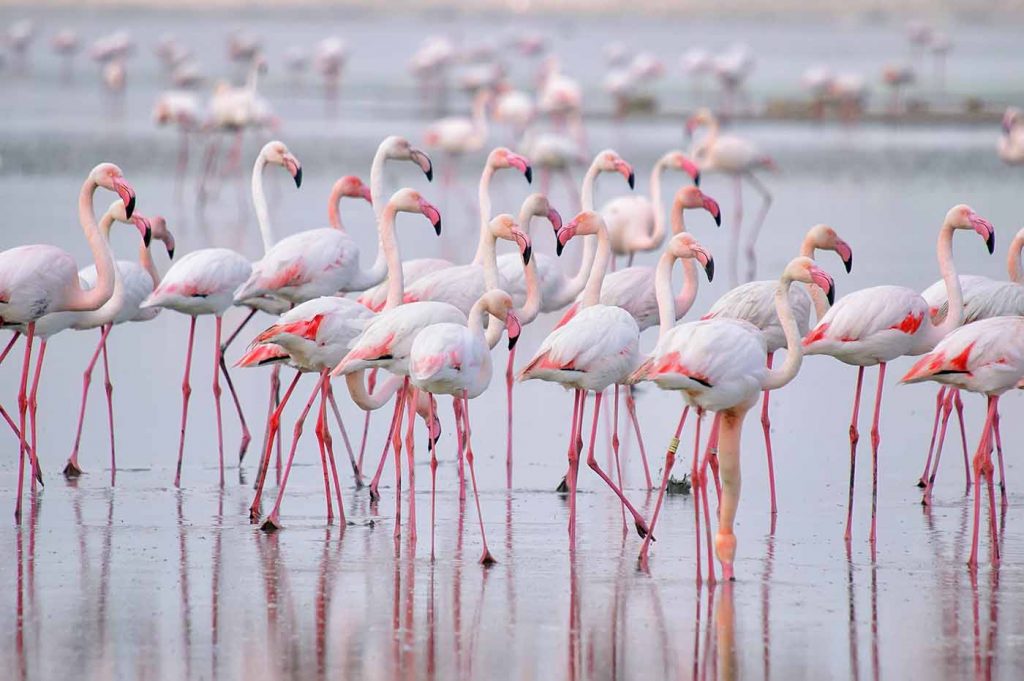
[835,239,853,273]
[506,311,522,350]
[132,215,152,247]
[810,266,836,306]
[695,247,714,282]
[360,185,373,203]
[419,198,442,235]
[555,222,577,257]
[615,159,635,189]
[701,192,721,226]
[284,155,302,188]
[969,212,996,254]
[547,207,563,232]
[113,177,136,219]
[411,148,434,181]
[507,153,533,184]
[513,229,532,266]
[679,156,701,187]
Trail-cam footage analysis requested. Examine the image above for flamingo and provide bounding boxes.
[901,316,1024,568]
[50,28,80,81]
[916,226,1024,503]
[312,37,348,112]
[997,108,1024,165]
[63,212,175,480]
[249,188,443,525]
[0,162,137,521]
[518,129,585,209]
[686,108,775,286]
[882,64,916,115]
[152,90,202,188]
[518,211,663,547]
[409,289,521,563]
[803,204,995,550]
[702,223,854,516]
[423,89,492,211]
[141,144,301,487]
[497,149,635,314]
[357,146,528,311]
[632,256,834,582]
[600,150,701,268]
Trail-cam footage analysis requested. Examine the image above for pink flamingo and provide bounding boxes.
[518,211,664,547]
[141,145,301,487]
[916,226,1024,503]
[998,108,1024,165]
[423,89,492,212]
[803,204,995,549]
[634,256,833,582]
[0,162,136,521]
[409,289,521,563]
[64,212,175,480]
[686,108,775,286]
[901,315,1024,568]
[600,150,701,268]
[249,188,443,524]
[702,223,854,516]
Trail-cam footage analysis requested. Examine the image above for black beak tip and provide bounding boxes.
[713,212,721,227]
[522,245,532,266]
[556,241,565,257]
[168,247,176,260]
[694,172,701,187]
[425,164,434,182]
[524,166,533,184]
[627,171,636,190]
[508,335,519,351]
[143,227,152,247]
[826,285,836,306]
[844,255,853,273]
[986,232,996,254]
[293,166,303,188]
[704,258,715,282]
[125,195,136,219]
[433,219,442,236]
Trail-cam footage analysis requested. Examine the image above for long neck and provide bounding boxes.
[654,249,679,341]
[581,225,611,307]
[1008,231,1024,283]
[369,146,388,221]
[468,298,489,336]
[251,152,274,252]
[379,205,405,311]
[68,180,116,312]
[555,163,603,306]
[517,213,542,324]
[473,164,496,265]
[798,236,829,319]
[762,274,802,391]
[345,371,404,411]
[327,185,345,231]
[139,241,160,289]
[920,223,963,347]
[673,259,700,322]
[634,158,668,250]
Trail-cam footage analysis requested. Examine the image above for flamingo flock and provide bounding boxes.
[2,19,1020,592]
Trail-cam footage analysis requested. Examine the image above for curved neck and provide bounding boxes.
[251,152,274,252]
[1008,231,1024,283]
[919,222,963,348]
[369,145,389,221]
[633,158,669,251]
[327,184,345,232]
[581,225,611,307]
[762,274,802,391]
[654,249,680,341]
[798,237,829,319]
[379,205,405,311]
[468,298,489,336]
[139,241,160,289]
[344,371,403,411]
[673,259,700,322]
[473,164,497,265]
[69,179,116,312]
[557,161,604,305]
[516,211,542,324]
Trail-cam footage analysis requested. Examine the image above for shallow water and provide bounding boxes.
[1,7,1024,681]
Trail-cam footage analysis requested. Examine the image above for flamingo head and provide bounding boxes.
[676,186,721,227]
[555,210,605,257]
[107,198,150,245]
[92,163,136,219]
[482,290,520,349]
[667,233,714,282]
[489,214,532,266]
[151,216,175,259]
[262,140,302,188]
[663,150,701,186]
[684,108,715,137]
[490,147,533,184]
[806,224,853,273]
[334,175,372,203]
[381,135,434,181]
[785,256,836,306]
[594,149,635,189]
[392,188,442,235]
[947,204,995,254]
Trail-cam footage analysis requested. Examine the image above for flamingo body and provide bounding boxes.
[704,281,813,352]
[143,248,250,316]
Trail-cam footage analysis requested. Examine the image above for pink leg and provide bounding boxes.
[454,398,466,501]
[505,345,516,488]
[174,317,197,488]
[368,389,406,502]
[319,377,346,524]
[638,406,688,568]
[624,386,652,489]
[984,420,1000,566]
[261,375,325,531]
[611,386,626,530]
[65,325,113,477]
[698,415,723,585]
[992,410,1007,508]
[404,385,418,542]
[220,308,256,461]
[429,392,438,561]
[14,323,35,523]
[845,367,865,542]
[968,396,998,568]
[249,371,302,521]
[691,409,705,585]
[953,389,971,491]
[99,325,117,481]
[357,368,379,474]
[314,377,335,523]
[212,316,225,487]
[923,387,955,506]
[326,384,362,487]
[392,380,408,540]
[460,394,496,564]
[567,390,585,548]
[274,368,284,484]
[918,386,947,487]
[26,339,46,490]
[584,392,650,538]
[761,352,778,515]
[868,363,886,549]
[0,331,19,367]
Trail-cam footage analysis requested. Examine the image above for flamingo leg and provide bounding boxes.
[0,331,20,368]
[392,380,408,540]
[428,391,438,561]
[368,389,405,502]
[691,408,705,585]
[326,384,362,487]
[844,366,865,542]
[461,393,495,565]
[505,345,515,489]
[218,351,251,462]
[174,317,197,488]
[27,339,47,491]
[992,409,1007,508]
[584,391,650,538]
[985,417,1000,566]
[14,323,35,523]
[65,325,113,477]
[249,371,302,521]
[314,374,335,523]
[760,351,777,516]
[968,395,998,568]
[261,375,325,531]
[357,368,379,474]
[612,386,626,531]
[923,387,955,506]
[212,316,226,487]
[952,388,970,491]
[99,324,117,482]
[868,363,886,550]
[453,398,466,501]
[918,386,947,488]
[699,414,723,584]
[624,386,652,489]
[567,390,584,549]
[742,171,773,283]
[638,405,688,568]
[404,384,418,542]
[319,376,346,524]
